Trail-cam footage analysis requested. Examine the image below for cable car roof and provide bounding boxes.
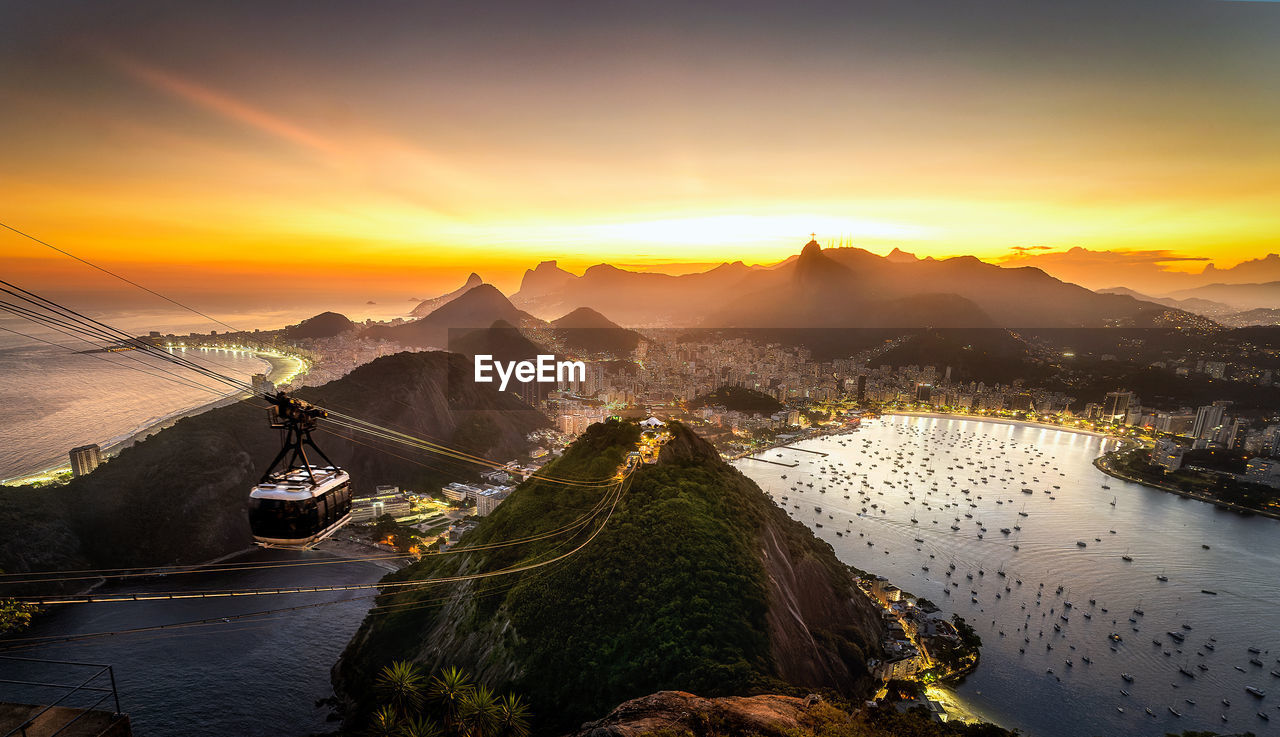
[250,466,349,500]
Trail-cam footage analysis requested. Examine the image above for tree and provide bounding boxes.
[367,705,401,737]
[399,714,443,737]
[428,666,474,735]
[458,684,501,737]
[496,693,531,737]
[376,660,428,719]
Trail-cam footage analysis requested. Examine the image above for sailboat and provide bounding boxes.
[1110,495,1117,507]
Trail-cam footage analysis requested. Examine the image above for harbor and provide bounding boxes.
[736,414,1280,736]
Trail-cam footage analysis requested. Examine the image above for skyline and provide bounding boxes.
[2,0,1279,302]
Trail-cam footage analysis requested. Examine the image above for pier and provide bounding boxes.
[741,457,798,468]
[787,447,829,457]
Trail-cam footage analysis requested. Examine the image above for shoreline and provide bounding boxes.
[883,410,1115,440]
[2,350,304,486]
[1093,450,1280,522]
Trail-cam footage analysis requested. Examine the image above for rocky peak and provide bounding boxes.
[570,691,824,737]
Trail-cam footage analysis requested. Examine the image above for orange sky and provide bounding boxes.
[2,1,1278,304]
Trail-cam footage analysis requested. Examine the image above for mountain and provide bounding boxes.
[408,273,484,317]
[1220,307,1280,327]
[333,421,885,732]
[549,306,644,356]
[884,247,920,263]
[992,247,1280,294]
[1165,281,1280,311]
[280,311,355,340]
[448,319,548,364]
[368,284,544,348]
[513,240,1185,329]
[512,260,757,324]
[1097,287,1236,317]
[514,260,576,304]
[0,352,548,578]
[1199,253,1280,285]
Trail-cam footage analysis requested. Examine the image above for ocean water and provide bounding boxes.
[0,300,417,481]
[1,548,385,737]
[735,415,1280,737]
[0,340,270,480]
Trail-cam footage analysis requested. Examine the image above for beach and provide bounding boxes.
[2,350,304,486]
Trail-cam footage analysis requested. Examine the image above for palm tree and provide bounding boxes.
[399,714,443,737]
[367,705,401,737]
[428,666,474,735]
[376,660,428,719]
[496,693,531,737]
[459,684,502,737]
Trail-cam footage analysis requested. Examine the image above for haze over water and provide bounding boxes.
[0,341,269,480]
[737,415,1280,737]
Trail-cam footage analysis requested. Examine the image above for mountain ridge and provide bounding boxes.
[508,239,1189,328]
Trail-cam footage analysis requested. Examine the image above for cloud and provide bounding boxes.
[998,246,1209,266]
[107,53,338,156]
[993,247,1214,293]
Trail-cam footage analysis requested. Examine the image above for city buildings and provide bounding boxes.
[351,486,412,522]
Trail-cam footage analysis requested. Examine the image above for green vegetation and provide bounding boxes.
[364,662,530,737]
[949,615,981,650]
[337,420,878,733]
[0,569,37,634]
[691,385,783,415]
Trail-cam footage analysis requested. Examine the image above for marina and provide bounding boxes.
[736,414,1280,737]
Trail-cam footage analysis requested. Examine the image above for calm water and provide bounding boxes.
[1,548,385,737]
[736,415,1280,737]
[0,341,270,480]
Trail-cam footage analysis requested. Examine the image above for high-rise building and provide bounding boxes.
[1102,390,1133,423]
[1009,393,1034,412]
[69,444,102,477]
[1191,401,1229,440]
[1223,419,1248,450]
[856,375,867,402]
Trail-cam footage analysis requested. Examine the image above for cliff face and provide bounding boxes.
[0,351,547,576]
[334,421,884,732]
[659,426,884,694]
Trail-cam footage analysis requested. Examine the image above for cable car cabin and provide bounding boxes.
[248,466,352,546]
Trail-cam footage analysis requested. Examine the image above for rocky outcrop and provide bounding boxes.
[409,273,485,317]
[280,311,356,339]
[570,691,823,737]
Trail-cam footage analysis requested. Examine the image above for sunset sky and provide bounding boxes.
[2,0,1278,311]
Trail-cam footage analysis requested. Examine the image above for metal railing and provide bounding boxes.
[0,656,123,737]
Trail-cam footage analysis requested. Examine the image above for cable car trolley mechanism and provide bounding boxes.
[247,392,352,547]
